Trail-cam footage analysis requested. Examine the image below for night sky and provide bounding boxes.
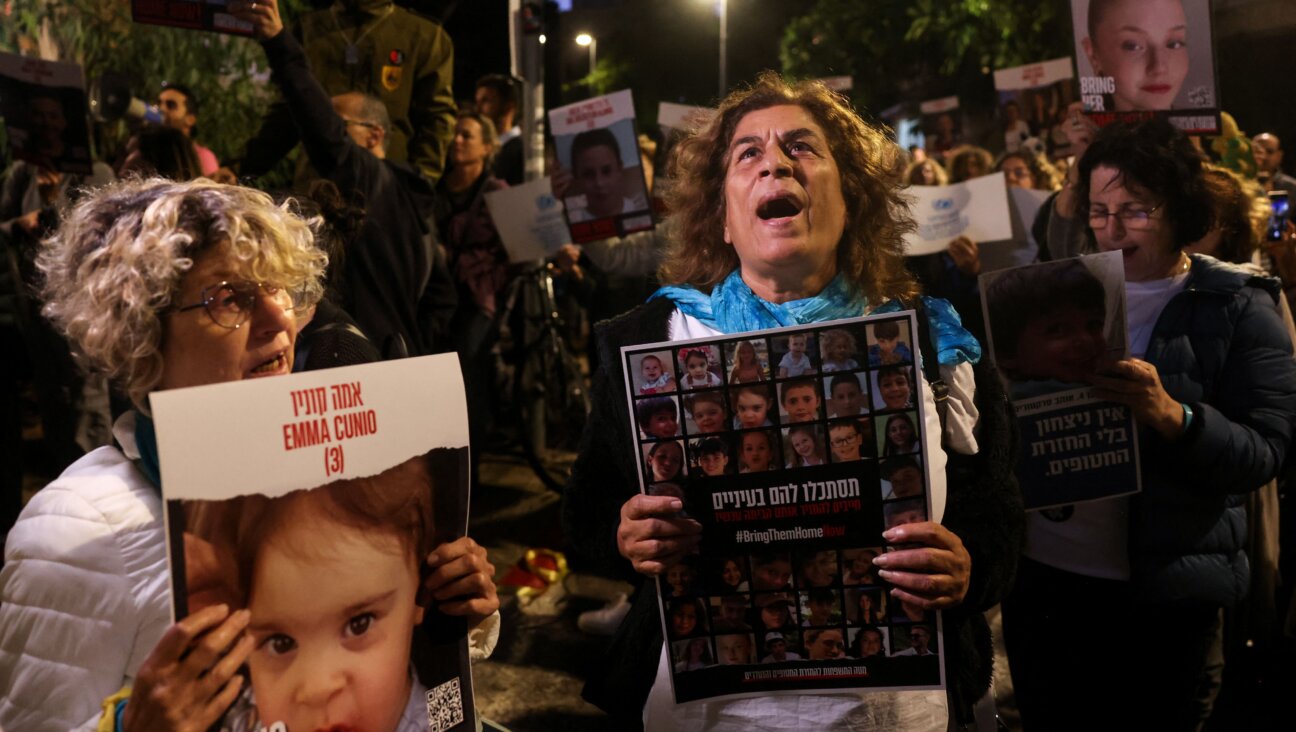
[431,0,817,120]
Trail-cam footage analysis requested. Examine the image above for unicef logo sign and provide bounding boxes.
[932,198,955,211]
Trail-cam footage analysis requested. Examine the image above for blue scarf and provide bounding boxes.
[651,269,980,367]
[133,412,162,488]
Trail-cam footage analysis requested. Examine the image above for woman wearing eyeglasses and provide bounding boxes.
[1000,119,1296,730]
[0,178,500,731]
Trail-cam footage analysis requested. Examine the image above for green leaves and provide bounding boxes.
[1,0,311,166]
[781,0,1073,113]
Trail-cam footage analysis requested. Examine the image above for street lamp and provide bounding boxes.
[699,0,727,98]
[575,32,597,74]
[718,0,727,98]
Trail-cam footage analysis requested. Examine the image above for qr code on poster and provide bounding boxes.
[425,677,465,731]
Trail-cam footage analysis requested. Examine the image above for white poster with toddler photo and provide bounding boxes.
[153,355,478,732]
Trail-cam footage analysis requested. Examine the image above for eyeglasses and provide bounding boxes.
[1086,203,1163,231]
[830,434,860,448]
[343,118,382,131]
[172,281,300,330]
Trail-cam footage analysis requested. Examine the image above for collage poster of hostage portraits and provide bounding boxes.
[621,312,945,703]
[980,251,1142,510]
[152,355,477,732]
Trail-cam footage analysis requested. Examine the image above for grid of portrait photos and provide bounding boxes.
[623,314,943,701]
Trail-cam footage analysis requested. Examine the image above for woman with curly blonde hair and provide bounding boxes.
[563,72,1021,730]
[0,178,327,730]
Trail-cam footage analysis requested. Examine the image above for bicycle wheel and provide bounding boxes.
[515,325,588,491]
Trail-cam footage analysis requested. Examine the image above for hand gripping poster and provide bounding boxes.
[622,313,945,703]
[1068,0,1220,134]
[979,252,1142,510]
[152,355,476,732]
[549,89,655,244]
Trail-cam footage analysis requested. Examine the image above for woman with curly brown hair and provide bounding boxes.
[562,72,1022,730]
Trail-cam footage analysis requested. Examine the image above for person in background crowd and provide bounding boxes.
[996,150,1064,193]
[234,0,456,184]
[234,0,456,359]
[903,157,948,187]
[1185,165,1269,266]
[475,73,523,185]
[1252,132,1296,199]
[117,126,204,181]
[156,83,220,176]
[946,146,994,185]
[927,112,960,159]
[1,124,118,509]
[1001,118,1296,731]
[563,72,1019,731]
[1002,100,1031,154]
[905,147,985,341]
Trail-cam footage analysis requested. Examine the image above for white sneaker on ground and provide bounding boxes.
[577,592,630,635]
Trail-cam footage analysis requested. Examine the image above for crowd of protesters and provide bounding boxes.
[2,1,1296,731]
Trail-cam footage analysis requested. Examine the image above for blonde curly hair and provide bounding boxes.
[37,178,328,411]
[662,71,919,304]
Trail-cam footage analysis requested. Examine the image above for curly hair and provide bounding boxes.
[662,71,918,304]
[1194,164,1267,264]
[946,145,995,184]
[38,178,328,411]
[903,158,949,186]
[1076,118,1212,248]
[995,150,1064,192]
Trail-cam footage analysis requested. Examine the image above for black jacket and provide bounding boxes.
[1132,254,1296,606]
[262,31,455,358]
[561,297,1023,728]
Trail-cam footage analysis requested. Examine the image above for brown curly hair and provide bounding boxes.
[661,72,918,304]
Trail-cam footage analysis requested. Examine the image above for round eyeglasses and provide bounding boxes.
[1086,203,1163,231]
[172,281,300,330]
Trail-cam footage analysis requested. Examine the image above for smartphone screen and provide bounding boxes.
[1269,192,1290,242]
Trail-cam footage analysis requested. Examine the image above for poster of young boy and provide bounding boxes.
[1068,0,1220,134]
[902,173,1014,256]
[131,0,255,36]
[549,89,655,244]
[979,251,1142,510]
[152,355,477,732]
[992,57,1079,158]
[0,52,94,174]
[622,313,946,703]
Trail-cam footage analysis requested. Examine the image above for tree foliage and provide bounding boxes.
[0,0,312,162]
[781,0,1073,116]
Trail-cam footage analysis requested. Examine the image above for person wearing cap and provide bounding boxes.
[760,632,801,663]
[755,592,795,631]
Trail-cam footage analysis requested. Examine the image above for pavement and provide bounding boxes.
[469,449,622,731]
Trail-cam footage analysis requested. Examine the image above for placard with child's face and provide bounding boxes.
[0,52,93,174]
[620,312,947,703]
[549,89,655,243]
[979,251,1142,510]
[152,355,478,732]
[992,57,1079,159]
[1068,0,1220,133]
